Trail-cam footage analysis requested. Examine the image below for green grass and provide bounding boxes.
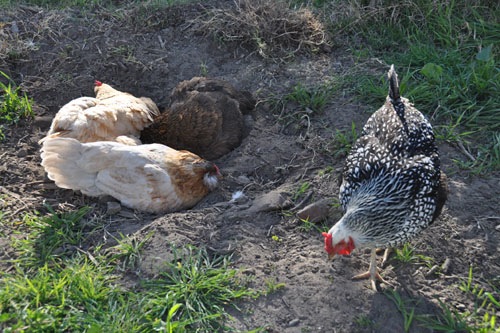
[0,208,258,332]
[392,243,434,267]
[140,245,257,332]
[269,80,337,135]
[107,231,154,271]
[331,121,358,158]
[457,266,499,332]
[263,278,286,296]
[384,267,500,333]
[0,0,99,7]
[385,267,500,333]
[326,0,500,172]
[292,181,311,201]
[297,217,319,233]
[200,61,209,77]
[384,289,417,333]
[0,71,34,141]
[12,206,94,267]
[284,82,334,114]
[354,314,375,329]
[419,300,472,333]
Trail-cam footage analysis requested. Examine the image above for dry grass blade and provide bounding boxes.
[197,0,330,59]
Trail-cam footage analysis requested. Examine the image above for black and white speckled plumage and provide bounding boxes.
[337,65,443,249]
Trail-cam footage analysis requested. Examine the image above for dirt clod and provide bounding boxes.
[296,198,331,223]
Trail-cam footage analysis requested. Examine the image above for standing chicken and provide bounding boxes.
[140,77,256,160]
[40,137,220,214]
[40,81,159,145]
[322,65,447,291]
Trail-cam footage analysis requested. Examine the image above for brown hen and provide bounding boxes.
[140,77,255,160]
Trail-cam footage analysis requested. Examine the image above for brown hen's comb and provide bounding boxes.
[94,80,103,86]
[322,232,334,254]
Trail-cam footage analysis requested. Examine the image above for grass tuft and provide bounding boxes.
[419,266,499,332]
[199,0,330,59]
[107,231,154,271]
[384,289,417,333]
[331,121,358,158]
[292,181,310,201]
[12,206,92,267]
[1,209,258,332]
[284,82,333,114]
[0,71,34,141]
[419,299,472,333]
[263,278,286,295]
[0,255,123,332]
[140,245,258,331]
[270,80,337,135]
[328,0,500,172]
[393,243,434,267]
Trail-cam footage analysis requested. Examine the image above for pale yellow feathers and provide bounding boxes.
[39,82,159,145]
[40,137,219,213]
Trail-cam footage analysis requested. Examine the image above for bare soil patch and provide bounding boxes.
[1,2,499,332]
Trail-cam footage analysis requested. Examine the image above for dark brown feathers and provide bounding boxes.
[170,76,256,115]
[432,172,449,223]
[140,77,256,160]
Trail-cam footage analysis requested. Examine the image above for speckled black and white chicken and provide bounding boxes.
[322,65,448,291]
[140,77,255,161]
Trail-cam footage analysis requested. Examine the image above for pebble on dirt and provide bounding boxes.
[296,198,331,223]
[106,201,121,215]
[247,189,293,213]
[441,257,452,274]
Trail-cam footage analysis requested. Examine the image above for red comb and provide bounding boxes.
[322,232,334,254]
[94,80,103,86]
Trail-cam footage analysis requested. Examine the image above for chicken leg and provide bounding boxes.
[352,248,389,291]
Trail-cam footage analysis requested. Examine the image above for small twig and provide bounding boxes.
[0,186,21,199]
[456,140,476,162]
[291,191,313,211]
[266,225,274,237]
[23,180,52,186]
[76,248,100,266]
[157,35,166,49]
[5,205,30,219]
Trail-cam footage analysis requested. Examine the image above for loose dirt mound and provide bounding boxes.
[1,1,499,332]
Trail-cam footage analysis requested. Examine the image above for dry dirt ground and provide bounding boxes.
[1,2,499,332]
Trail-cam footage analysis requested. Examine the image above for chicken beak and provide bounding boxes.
[328,253,335,261]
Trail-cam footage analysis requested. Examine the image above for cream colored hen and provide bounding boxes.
[40,81,159,145]
[40,137,220,213]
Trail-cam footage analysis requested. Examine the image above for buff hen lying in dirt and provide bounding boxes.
[40,137,220,213]
[40,80,159,145]
[140,77,255,160]
[322,65,448,291]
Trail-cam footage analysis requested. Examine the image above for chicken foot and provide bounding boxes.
[352,248,390,291]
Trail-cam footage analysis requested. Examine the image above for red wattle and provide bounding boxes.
[322,232,333,254]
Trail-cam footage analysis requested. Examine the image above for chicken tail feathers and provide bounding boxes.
[38,130,71,145]
[40,137,102,196]
[388,65,409,135]
[388,65,400,102]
